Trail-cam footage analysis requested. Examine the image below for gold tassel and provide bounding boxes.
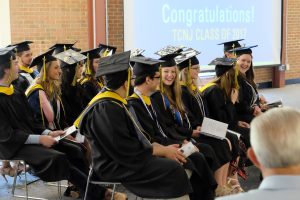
[85,53,91,75]
[126,68,131,98]
[71,63,79,86]
[42,56,47,82]
[64,45,67,51]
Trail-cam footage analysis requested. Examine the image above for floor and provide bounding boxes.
[1,83,299,200]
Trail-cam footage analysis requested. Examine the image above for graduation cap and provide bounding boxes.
[81,48,101,60]
[49,42,78,55]
[81,48,101,75]
[0,46,16,66]
[209,57,237,77]
[30,49,56,70]
[155,45,184,67]
[175,48,201,71]
[96,51,130,77]
[98,43,117,57]
[97,51,131,95]
[53,49,87,67]
[131,57,164,77]
[228,45,258,57]
[7,41,33,53]
[218,39,244,52]
[29,49,56,81]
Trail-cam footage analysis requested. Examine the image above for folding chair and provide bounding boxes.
[7,160,63,200]
[83,165,121,200]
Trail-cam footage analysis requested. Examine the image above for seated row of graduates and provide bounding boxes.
[0,39,263,199]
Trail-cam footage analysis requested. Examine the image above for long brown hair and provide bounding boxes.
[213,67,239,99]
[179,67,198,96]
[161,67,186,114]
[36,61,61,100]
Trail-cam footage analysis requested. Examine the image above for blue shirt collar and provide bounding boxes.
[259,175,300,190]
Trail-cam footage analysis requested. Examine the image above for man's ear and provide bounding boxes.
[248,147,261,169]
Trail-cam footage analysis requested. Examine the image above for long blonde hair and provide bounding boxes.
[161,67,185,114]
[36,61,61,100]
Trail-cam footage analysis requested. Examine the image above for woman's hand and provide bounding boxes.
[238,121,250,128]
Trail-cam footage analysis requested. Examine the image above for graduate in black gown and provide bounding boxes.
[75,51,192,199]
[200,58,251,181]
[79,47,106,109]
[58,50,86,126]
[11,41,39,93]
[176,49,244,195]
[0,46,107,200]
[128,56,217,200]
[228,46,262,123]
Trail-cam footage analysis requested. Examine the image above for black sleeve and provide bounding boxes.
[0,103,29,159]
[12,75,29,94]
[205,87,237,128]
[83,101,153,171]
[181,87,202,128]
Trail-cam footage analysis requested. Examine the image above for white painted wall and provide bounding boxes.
[0,0,11,47]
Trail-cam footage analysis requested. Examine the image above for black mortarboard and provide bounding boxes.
[155,45,184,67]
[49,42,77,55]
[0,46,16,66]
[228,45,258,57]
[175,48,201,71]
[98,43,117,57]
[209,57,237,77]
[53,49,87,68]
[81,48,101,60]
[218,39,244,52]
[7,41,33,53]
[96,51,130,78]
[131,57,164,77]
[30,49,56,71]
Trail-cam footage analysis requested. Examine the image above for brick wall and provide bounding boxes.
[285,0,300,80]
[107,0,124,53]
[10,0,89,56]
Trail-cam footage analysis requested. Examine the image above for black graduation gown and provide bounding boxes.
[128,94,217,200]
[61,84,83,126]
[12,70,38,93]
[202,85,250,148]
[79,92,192,199]
[0,87,105,199]
[181,85,234,165]
[235,75,260,123]
[79,79,100,109]
[151,91,220,171]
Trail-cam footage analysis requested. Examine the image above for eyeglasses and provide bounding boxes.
[153,76,160,79]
